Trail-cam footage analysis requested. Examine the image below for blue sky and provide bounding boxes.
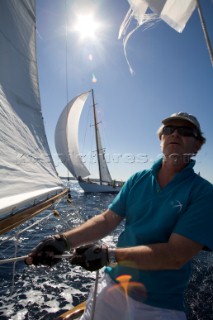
[36,0,213,182]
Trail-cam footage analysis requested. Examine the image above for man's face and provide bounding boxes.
[160,120,201,158]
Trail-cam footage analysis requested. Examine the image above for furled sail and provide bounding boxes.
[55,92,91,179]
[0,0,65,226]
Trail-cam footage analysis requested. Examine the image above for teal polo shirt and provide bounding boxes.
[106,158,213,311]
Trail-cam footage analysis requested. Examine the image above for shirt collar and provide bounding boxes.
[151,157,196,178]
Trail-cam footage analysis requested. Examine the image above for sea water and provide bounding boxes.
[0,181,212,320]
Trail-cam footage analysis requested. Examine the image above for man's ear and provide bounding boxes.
[194,140,202,153]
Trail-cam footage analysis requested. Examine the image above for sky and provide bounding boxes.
[36,0,213,183]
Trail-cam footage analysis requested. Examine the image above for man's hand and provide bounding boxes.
[25,234,69,267]
[70,243,109,271]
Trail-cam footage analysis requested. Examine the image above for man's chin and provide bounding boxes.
[163,153,192,165]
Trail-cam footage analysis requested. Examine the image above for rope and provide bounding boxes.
[0,253,73,265]
[0,200,69,297]
[91,269,99,320]
[10,234,19,293]
[0,190,101,318]
[0,255,28,265]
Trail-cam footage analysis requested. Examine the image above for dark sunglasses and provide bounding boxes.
[162,125,197,138]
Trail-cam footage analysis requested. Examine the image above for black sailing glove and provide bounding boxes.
[25,234,70,267]
[70,243,109,271]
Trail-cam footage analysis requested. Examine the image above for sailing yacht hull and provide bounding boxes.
[78,180,122,193]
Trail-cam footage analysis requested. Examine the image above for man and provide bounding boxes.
[26,112,213,320]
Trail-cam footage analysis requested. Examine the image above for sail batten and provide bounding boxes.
[0,0,65,226]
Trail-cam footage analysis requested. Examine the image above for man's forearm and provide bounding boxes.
[63,209,122,249]
[115,234,203,270]
[115,243,177,270]
[63,214,109,248]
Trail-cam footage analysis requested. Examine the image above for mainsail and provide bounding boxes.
[91,90,112,183]
[0,0,66,233]
[96,127,112,183]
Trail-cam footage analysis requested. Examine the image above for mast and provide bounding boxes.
[196,0,213,66]
[91,89,102,184]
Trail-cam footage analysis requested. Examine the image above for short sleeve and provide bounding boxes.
[174,185,213,250]
[108,173,140,217]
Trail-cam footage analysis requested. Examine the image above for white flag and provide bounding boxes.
[119,0,197,74]
[119,0,196,37]
[150,0,197,32]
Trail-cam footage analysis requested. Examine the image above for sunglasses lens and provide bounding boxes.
[179,127,195,136]
[162,126,174,135]
[162,126,197,137]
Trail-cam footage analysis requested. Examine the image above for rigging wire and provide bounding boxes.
[62,0,72,187]
[0,197,71,293]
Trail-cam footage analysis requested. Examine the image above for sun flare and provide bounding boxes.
[74,14,99,40]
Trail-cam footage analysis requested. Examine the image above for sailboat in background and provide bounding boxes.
[0,0,68,235]
[55,89,124,193]
[1,1,212,320]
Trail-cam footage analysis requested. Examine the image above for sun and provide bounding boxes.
[74,14,99,40]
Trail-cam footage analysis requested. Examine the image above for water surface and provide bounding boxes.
[0,182,212,319]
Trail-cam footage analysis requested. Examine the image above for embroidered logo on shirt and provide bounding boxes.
[171,200,183,213]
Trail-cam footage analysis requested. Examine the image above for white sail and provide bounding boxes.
[0,0,64,220]
[96,120,112,183]
[55,90,122,193]
[55,92,91,179]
